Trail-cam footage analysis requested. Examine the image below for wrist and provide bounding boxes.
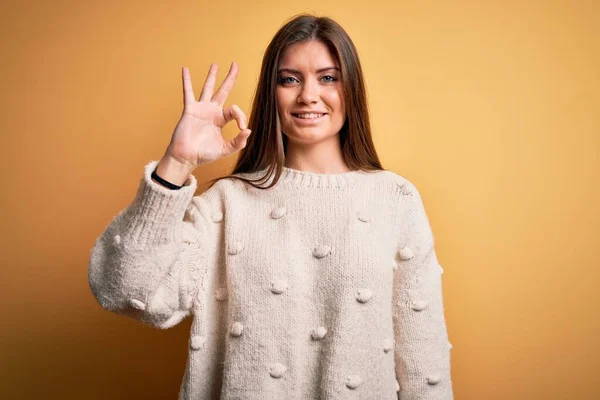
[154,155,194,187]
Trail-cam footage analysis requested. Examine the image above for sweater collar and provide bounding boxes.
[241,166,376,189]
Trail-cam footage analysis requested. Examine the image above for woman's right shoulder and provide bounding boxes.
[191,173,253,207]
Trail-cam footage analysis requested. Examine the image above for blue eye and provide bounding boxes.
[279,76,298,84]
[321,75,338,83]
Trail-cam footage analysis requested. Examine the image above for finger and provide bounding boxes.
[222,129,252,156]
[199,63,218,102]
[182,67,196,107]
[212,62,239,106]
[222,104,247,130]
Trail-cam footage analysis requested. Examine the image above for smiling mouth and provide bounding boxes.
[292,113,327,119]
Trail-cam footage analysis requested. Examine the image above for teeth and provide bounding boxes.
[295,113,323,119]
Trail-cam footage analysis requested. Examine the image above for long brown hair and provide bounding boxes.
[209,14,383,189]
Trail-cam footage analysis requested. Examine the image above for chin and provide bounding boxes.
[284,130,339,144]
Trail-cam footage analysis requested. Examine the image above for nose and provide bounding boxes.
[297,79,319,104]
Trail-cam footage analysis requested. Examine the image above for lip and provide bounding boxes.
[291,112,327,125]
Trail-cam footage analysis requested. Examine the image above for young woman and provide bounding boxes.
[89,14,454,400]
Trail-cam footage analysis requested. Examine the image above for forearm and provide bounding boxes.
[393,246,453,399]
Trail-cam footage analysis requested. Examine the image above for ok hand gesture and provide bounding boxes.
[165,63,252,170]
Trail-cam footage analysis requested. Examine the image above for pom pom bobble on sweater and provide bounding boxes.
[88,160,454,399]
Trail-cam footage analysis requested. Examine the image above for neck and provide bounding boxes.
[284,136,350,174]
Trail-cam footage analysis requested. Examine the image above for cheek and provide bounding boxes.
[324,89,344,114]
[338,95,345,117]
[336,88,345,113]
[276,89,292,117]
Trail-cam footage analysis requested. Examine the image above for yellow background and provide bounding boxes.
[1,0,598,399]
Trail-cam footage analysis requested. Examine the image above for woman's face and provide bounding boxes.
[276,40,345,146]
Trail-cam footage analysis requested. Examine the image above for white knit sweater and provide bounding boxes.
[88,160,454,399]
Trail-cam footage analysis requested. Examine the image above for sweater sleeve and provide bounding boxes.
[88,160,218,329]
[392,179,454,399]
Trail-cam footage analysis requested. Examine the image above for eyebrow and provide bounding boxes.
[278,66,340,74]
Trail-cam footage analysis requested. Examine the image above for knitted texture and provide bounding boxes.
[88,160,454,399]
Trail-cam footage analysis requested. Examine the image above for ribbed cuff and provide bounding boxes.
[122,160,198,245]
